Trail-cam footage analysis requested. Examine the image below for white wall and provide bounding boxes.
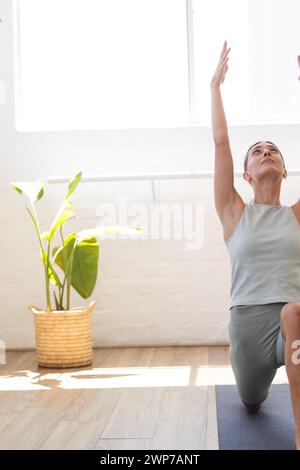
[1,0,300,348]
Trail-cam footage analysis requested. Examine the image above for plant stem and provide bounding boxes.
[27,205,51,310]
[66,280,70,310]
[59,226,66,309]
[61,275,67,309]
[46,239,52,308]
[66,259,72,310]
[66,243,75,310]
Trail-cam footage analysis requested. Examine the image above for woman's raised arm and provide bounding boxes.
[210,41,231,144]
[211,41,238,221]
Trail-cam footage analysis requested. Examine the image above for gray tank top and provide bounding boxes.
[225,201,300,309]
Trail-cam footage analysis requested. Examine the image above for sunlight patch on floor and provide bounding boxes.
[197,365,288,385]
[0,364,289,391]
[0,371,61,391]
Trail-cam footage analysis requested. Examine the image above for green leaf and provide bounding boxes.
[66,172,82,200]
[53,233,76,280]
[10,179,45,204]
[54,233,99,299]
[40,172,81,242]
[52,245,61,264]
[43,199,76,241]
[72,237,99,298]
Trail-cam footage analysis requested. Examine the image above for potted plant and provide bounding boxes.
[11,172,144,368]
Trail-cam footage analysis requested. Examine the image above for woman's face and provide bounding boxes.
[245,141,286,182]
[249,142,280,162]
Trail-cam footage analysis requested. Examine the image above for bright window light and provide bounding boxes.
[191,0,300,126]
[14,0,190,131]
[14,0,300,131]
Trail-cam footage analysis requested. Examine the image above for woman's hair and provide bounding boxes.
[243,141,285,172]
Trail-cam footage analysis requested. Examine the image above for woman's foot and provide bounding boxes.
[243,401,262,414]
[242,395,268,414]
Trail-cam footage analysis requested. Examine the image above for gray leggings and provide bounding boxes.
[229,302,287,405]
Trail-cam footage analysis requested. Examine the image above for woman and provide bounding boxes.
[211,40,300,450]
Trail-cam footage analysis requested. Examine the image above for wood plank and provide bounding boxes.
[100,387,165,439]
[62,388,121,424]
[206,385,219,450]
[0,413,19,433]
[144,386,207,450]
[95,438,150,450]
[0,391,39,414]
[40,420,103,450]
[0,350,36,373]
[0,406,67,450]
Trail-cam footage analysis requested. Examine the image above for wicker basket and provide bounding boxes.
[28,300,96,368]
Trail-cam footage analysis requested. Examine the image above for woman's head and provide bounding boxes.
[243,140,287,186]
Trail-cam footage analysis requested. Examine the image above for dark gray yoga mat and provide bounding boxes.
[215,383,296,450]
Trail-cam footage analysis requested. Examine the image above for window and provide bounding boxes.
[13,0,300,131]
[191,0,300,125]
[13,0,190,131]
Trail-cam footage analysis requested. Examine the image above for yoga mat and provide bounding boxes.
[215,383,296,450]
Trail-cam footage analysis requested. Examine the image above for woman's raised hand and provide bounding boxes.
[211,41,231,89]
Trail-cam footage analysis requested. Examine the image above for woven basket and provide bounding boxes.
[28,300,96,368]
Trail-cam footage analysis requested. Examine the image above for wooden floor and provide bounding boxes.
[0,346,231,450]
